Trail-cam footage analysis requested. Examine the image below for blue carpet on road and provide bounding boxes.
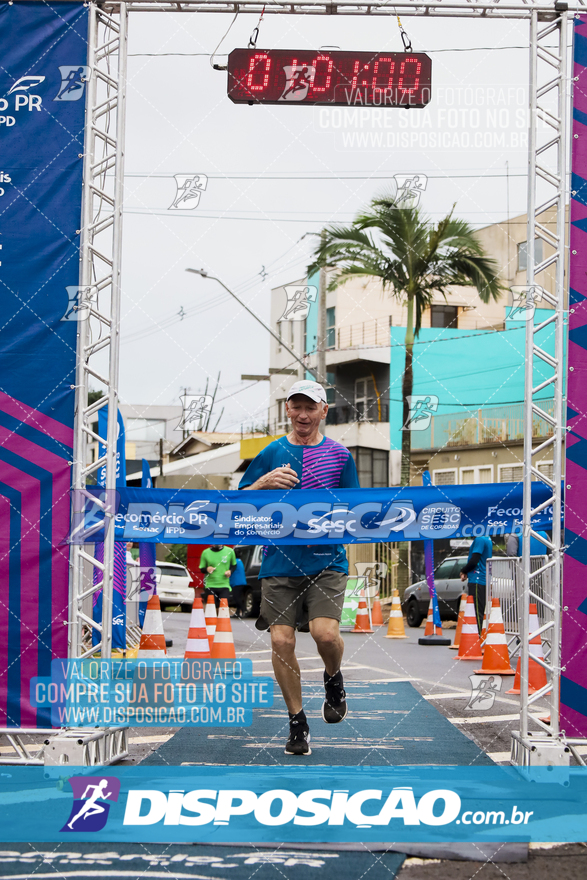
[143,680,493,766]
[0,843,405,880]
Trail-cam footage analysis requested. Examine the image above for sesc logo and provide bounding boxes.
[61,776,120,832]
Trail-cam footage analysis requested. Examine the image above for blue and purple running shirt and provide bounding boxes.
[238,434,360,578]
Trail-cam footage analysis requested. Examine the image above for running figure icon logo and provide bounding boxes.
[279,64,316,101]
[54,66,90,101]
[393,174,428,209]
[169,174,208,209]
[508,284,544,322]
[403,395,439,431]
[61,776,121,832]
[280,285,318,321]
[466,674,502,711]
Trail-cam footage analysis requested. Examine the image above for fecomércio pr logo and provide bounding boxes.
[61,776,121,833]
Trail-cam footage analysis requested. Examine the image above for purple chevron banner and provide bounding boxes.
[561,16,587,737]
[0,3,88,725]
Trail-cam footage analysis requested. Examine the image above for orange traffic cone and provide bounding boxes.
[184,596,211,659]
[138,594,167,657]
[211,598,236,659]
[353,593,373,633]
[385,589,407,639]
[371,594,384,627]
[419,596,451,646]
[204,594,217,652]
[450,593,468,650]
[456,596,483,661]
[506,604,549,694]
[475,598,515,675]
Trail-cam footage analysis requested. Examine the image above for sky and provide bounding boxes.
[116,9,536,432]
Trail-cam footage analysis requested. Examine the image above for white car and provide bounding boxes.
[156,562,194,612]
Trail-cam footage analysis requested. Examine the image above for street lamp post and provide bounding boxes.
[185,268,318,380]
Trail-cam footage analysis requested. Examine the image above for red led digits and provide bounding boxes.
[398,57,422,94]
[245,53,272,91]
[372,57,395,92]
[310,55,334,93]
[228,48,431,107]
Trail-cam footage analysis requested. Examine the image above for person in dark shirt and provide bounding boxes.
[460,535,492,634]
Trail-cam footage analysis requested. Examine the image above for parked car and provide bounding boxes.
[235,545,263,617]
[156,562,195,612]
[402,556,469,628]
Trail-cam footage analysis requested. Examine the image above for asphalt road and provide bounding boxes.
[126,605,554,767]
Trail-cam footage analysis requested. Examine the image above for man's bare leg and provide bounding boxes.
[270,624,302,714]
[309,617,344,674]
[310,617,347,723]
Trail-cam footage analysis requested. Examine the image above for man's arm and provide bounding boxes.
[460,553,481,580]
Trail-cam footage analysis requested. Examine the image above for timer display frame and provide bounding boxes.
[227,48,432,108]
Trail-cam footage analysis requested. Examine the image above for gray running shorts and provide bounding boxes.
[260,570,347,630]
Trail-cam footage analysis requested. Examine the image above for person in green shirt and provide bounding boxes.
[199,545,237,610]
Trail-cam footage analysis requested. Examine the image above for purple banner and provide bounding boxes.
[561,15,587,736]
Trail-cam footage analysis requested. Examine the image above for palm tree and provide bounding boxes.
[309,198,504,487]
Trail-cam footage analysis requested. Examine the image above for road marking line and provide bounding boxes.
[449,714,521,724]
[128,734,174,745]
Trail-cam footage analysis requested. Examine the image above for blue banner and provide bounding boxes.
[1,766,586,842]
[0,1,88,725]
[138,457,156,626]
[77,482,556,545]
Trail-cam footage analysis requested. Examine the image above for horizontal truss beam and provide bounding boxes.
[100,0,587,19]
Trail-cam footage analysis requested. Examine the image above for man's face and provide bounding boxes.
[285,394,328,437]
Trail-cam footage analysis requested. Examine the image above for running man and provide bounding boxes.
[67,779,112,829]
[56,67,85,100]
[281,66,312,100]
[239,379,360,756]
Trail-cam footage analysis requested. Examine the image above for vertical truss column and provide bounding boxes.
[69,2,128,661]
[515,5,568,760]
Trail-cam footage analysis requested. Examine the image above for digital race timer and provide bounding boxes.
[227,48,432,108]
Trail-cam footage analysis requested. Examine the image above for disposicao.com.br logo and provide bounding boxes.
[122,786,532,829]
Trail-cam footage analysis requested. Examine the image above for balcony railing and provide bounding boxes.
[411,399,555,450]
[336,317,392,349]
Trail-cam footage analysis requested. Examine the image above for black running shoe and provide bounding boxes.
[322,670,348,723]
[284,724,311,756]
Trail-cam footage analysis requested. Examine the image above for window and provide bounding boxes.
[433,469,457,485]
[276,399,287,430]
[158,565,189,578]
[499,465,523,483]
[460,465,493,484]
[326,307,336,349]
[326,371,336,405]
[126,418,166,442]
[517,238,544,272]
[303,318,307,355]
[355,377,376,421]
[436,559,458,579]
[277,321,283,350]
[430,305,459,329]
[349,447,388,488]
[538,461,554,481]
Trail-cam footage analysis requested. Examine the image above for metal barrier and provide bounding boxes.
[487,556,553,657]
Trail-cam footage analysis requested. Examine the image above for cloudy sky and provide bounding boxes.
[117,10,533,431]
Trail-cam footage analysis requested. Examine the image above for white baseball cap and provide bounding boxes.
[286,379,327,403]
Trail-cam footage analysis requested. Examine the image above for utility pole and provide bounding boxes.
[317,228,327,386]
